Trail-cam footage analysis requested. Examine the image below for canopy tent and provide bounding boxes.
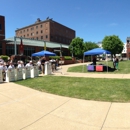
[83,48,111,73]
[84,48,111,56]
[32,50,56,57]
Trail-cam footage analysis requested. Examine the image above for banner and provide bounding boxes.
[19,38,24,55]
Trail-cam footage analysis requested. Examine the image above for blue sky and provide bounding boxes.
[1,0,130,43]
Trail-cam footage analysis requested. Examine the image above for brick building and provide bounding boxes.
[1,17,75,56]
[0,15,6,55]
[15,18,75,45]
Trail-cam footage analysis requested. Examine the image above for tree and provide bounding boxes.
[84,41,99,51]
[102,35,124,56]
[69,37,85,58]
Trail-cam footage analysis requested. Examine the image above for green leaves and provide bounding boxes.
[102,35,124,55]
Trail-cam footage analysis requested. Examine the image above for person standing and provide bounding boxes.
[40,57,46,74]
[113,56,116,69]
[115,57,119,71]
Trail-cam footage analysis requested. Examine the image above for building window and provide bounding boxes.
[31,27,34,30]
[24,35,25,37]
[31,33,34,36]
[27,29,29,31]
[46,35,48,39]
[0,24,2,30]
[36,31,38,34]
[27,34,29,36]
[6,45,17,56]
[0,43,2,55]
[36,25,38,29]
[24,46,35,56]
[41,36,43,39]
[41,30,43,33]
[24,30,25,32]
[20,31,22,34]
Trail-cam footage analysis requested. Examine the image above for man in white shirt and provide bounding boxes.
[26,61,33,67]
[8,62,15,69]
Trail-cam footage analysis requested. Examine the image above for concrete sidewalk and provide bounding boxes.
[0,63,130,130]
[0,82,130,130]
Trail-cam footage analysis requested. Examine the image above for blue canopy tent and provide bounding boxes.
[84,48,111,56]
[83,48,111,72]
[32,50,56,56]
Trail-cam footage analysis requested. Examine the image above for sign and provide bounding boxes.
[26,67,31,78]
[6,69,15,82]
[34,66,39,77]
[45,62,52,75]
[0,69,3,82]
[15,68,23,80]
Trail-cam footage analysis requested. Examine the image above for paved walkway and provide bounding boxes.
[0,63,130,130]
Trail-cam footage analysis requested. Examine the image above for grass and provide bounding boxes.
[68,60,130,74]
[15,76,130,102]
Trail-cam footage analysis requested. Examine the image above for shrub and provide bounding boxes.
[49,56,60,60]
[0,55,9,61]
[64,56,72,60]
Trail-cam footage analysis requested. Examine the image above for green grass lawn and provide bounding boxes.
[15,76,130,103]
[68,60,130,74]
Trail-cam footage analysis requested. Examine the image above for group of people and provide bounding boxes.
[92,55,119,71]
[0,59,35,81]
[36,57,59,74]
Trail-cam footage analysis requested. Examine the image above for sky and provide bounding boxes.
[1,0,130,43]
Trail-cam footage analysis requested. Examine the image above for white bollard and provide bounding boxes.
[45,62,52,75]
[0,69,3,83]
[15,68,23,81]
[6,69,15,82]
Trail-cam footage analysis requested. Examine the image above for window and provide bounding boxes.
[36,31,38,34]
[0,43,2,55]
[27,34,29,36]
[27,29,29,31]
[24,46,35,56]
[36,25,38,29]
[41,30,43,33]
[41,36,43,39]
[0,24,2,30]
[31,32,34,36]
[46,35,48,39]
[6,45,17,56]
[31,27,34,30]
[24,30,25,32]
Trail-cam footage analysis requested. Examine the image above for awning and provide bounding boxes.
[5,37,69,48]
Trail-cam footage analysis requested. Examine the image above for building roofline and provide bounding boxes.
[15,18,75,32]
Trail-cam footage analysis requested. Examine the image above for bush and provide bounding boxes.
[49,56,60,60]
[0,55,9,61]
[64,56,72,60]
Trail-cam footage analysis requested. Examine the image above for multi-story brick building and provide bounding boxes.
[2,17,75,56]
[15,18,75,45]
[0,15,6,55]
